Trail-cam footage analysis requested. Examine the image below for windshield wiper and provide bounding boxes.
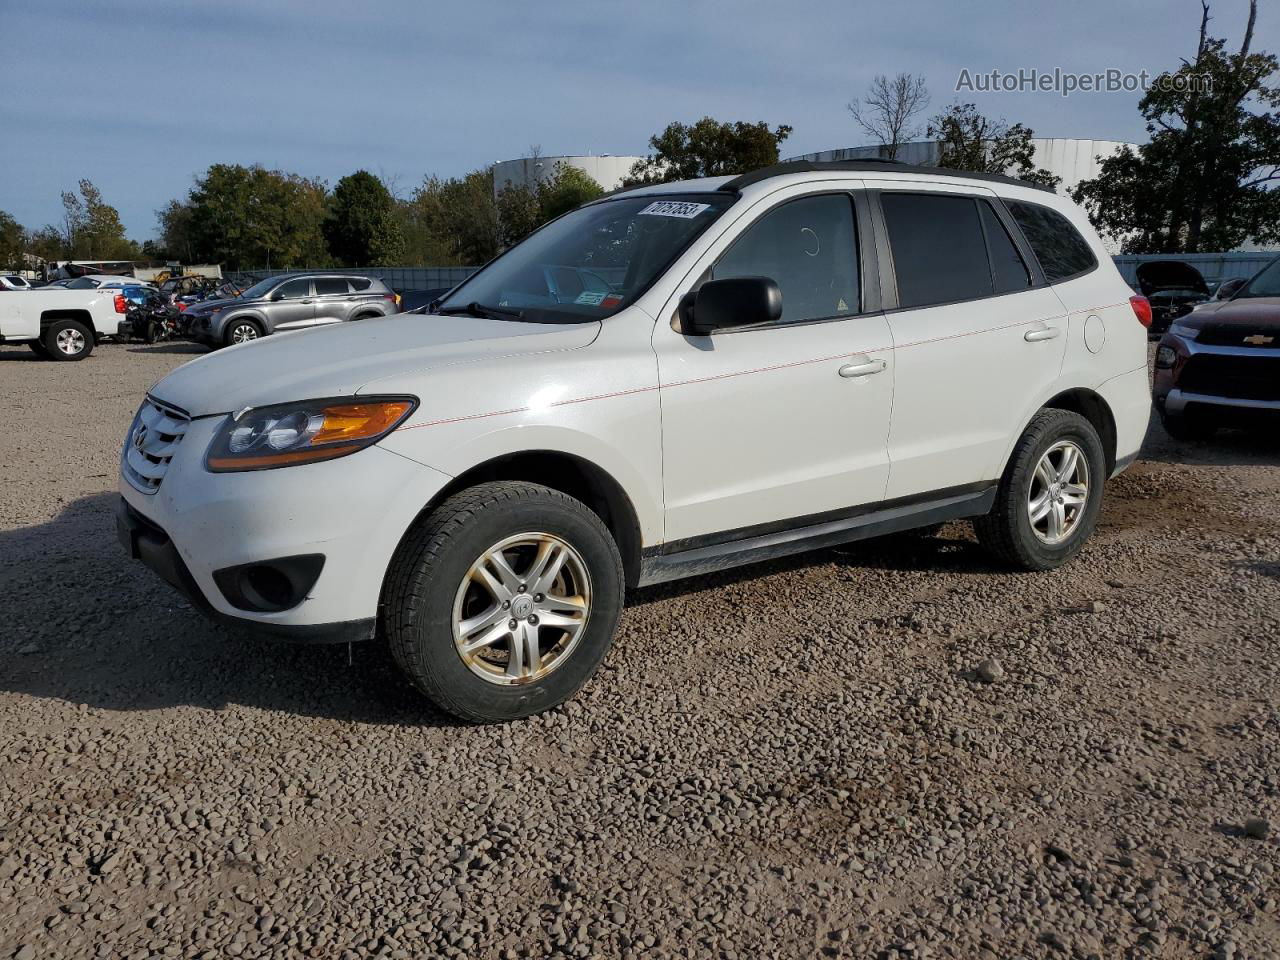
[434,301,525,322]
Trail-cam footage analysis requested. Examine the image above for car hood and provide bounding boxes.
[150,312,601,417]
[1180,296,1280,329]
[1135,260,1209,297]
[186,297,239,314]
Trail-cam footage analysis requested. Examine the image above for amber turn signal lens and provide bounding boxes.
[312,402,413,445]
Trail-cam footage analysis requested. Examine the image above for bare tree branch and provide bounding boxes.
[847,73,930,160]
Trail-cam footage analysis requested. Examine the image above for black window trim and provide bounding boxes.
[975,197,1035,294]
[1000,197,1099,286]
[682,188,880,336]
[871,188,1058,314]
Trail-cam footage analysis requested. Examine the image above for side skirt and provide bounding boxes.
[637,486,996,587]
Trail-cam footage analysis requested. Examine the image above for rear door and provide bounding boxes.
[312,277,354,325]
[267,277,316,331]
[870,183,1068,499]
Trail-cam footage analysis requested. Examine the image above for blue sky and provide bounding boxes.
[0,0,1272,240]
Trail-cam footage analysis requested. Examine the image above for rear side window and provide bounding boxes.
[979,201,1030,294]
[881,193,991,308]
[349,278,372,291]
[314,278,350,296]
[711,193,859,324]
[1005,200,1097,282]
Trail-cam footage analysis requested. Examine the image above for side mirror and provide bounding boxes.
[681,277,782,336]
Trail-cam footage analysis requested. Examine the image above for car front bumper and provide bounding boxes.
[1154,334,1280,416]
[118,412,452,640]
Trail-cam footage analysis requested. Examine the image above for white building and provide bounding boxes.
[784,138,1136,197]
[491,155,645,197]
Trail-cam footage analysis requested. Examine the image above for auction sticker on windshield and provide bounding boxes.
[638,201,711,219]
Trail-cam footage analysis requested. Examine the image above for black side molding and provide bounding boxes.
[637,485,996,587]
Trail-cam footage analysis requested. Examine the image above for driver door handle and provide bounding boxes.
[838,357,887,378]
[1024,325,1061,342]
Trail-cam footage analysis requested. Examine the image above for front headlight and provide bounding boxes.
[1155,345,1178,369]
[205,396,417,472]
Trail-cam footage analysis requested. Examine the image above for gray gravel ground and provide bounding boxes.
[1,341,1277,959]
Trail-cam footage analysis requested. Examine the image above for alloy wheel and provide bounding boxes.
[56,328,86,356]
[1027,440,1090,545]
[231,324,259,343]
[451,532,592,686]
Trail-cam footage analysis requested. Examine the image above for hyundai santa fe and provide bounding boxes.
[118,159,1151,722]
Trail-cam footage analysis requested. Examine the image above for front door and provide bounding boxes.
[653,188,894,545]
[269,277,316,331]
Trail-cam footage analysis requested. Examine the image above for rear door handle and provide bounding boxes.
[1024,325,1061,342]
[838,357,887,378]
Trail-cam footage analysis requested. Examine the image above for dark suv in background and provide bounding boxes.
[1154,253,1280,438]
[185,273,401,347]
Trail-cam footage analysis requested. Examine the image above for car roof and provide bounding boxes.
[606,159,1056,202]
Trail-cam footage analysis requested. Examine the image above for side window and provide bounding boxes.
[274,278,312,300]
[314,278,351,296]
[349,277,372,291]
[881,193,991,309]
[1004,200,1097,283]
[710,194,859,324]
[979,200,1031,294]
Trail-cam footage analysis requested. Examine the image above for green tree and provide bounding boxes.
[1071,0,1279,253]
[323,171,406,266]
[57,181,136,259]
[27,226,64,264]
[175,164,330,269]
[495,163,605,248]
[928,103,1060,188]
[537,163,604,221]
[402,169,500,266]
[0,211,24,271]
[625,117,793,185]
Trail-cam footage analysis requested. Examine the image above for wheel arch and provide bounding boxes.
[404,450,645,588]
[1039,388,1118,475]
[40,309,96,335]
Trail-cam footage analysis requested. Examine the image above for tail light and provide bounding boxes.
[384,293,400,306]
[113,294,127,314]
[178,302,188,312]
[1130,295,1152,329]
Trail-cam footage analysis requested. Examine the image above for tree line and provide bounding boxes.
[1,0,1275,271]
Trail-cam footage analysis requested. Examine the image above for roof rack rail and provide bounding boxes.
[719,159,1055,193]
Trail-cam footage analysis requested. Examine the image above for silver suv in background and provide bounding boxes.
[184,273,402,347]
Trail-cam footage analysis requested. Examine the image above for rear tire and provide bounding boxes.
[974,409,1105,571]
[383,481,625,723]
[43,319,94,361]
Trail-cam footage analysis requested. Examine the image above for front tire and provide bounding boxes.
[225,319,263,346]
[43,319,94,361]
[975,409,1106,571]
[383,481,625,723]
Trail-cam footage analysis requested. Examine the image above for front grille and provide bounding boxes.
[123,397,191,494]
[1180,354,1280,402]
[1196,324,1280,348]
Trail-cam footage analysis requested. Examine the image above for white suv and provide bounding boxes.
[118,160,1151,722]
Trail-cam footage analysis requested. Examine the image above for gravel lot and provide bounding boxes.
[1,340,1277,960]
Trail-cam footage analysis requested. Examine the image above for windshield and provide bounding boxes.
[1237,257,1280,299]
[239,277,281,300]
[438,194,735,323]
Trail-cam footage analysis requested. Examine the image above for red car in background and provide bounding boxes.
[1154,254,1280,439]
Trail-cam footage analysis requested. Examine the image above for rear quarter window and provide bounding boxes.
[349,278,372,291]
[1005,200,1097,283]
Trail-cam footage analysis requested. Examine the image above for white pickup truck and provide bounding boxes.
[0,288,131,360]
